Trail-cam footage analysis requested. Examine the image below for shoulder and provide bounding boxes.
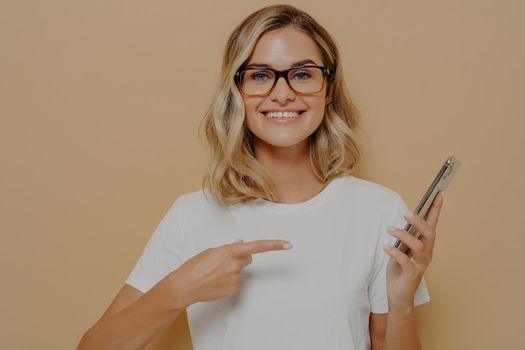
[176,188,227,210]
[172,187,239,221]
[338,175,403,209]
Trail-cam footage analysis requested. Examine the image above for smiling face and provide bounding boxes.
[241,26,332,154]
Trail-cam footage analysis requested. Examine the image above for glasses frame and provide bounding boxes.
[234,65,333,97]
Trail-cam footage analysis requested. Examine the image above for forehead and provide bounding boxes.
[246,27,323,69]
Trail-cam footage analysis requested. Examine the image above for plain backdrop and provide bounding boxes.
[1,0,523,349]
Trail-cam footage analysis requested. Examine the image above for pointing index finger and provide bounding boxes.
[236,240,293,256]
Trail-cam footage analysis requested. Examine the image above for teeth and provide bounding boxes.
[265,111,301,118]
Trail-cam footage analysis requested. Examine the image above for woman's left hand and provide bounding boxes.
[383,191,445,309]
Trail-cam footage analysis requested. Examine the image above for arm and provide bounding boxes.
[376,192,445,350]
[77,239,291,350]
[77,270,189,350]
[369,312,387,350]
[369,308,421,350]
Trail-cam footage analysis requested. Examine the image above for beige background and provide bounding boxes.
[1,0,523,349]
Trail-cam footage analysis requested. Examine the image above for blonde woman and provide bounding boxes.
[78,4,444,350]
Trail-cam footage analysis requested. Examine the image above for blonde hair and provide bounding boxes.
[198,4,362,207]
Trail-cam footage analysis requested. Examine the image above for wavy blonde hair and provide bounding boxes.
[198,4,362,207]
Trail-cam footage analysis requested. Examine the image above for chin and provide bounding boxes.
[254,135,311,149]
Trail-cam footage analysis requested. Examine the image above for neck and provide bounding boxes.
[254,138,325,204]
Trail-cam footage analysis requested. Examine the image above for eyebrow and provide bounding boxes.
[245,59,318,69]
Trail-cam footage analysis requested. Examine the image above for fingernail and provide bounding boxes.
[403,212,414,219]
[234,237,243,243]
[282,242,293,249]
[387,226,396,234]
[441,191,446,199]
[383,244,392,251]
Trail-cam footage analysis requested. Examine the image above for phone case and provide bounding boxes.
[393,155,461,253]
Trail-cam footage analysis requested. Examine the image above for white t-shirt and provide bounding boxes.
[126,175,430,350]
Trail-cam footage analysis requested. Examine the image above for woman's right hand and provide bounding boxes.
[77,239,292,350]
[167,238,293,307]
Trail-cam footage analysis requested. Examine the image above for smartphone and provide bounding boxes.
[392,155,461,253]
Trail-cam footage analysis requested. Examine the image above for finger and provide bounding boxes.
[237,239,293,256]
[403,212,435,246]
[383,245,414,271]
[388,226,432,268]
[425,191,445,228]
[387,226,425,258]
[232,238,248,259]
[239,254,253,268]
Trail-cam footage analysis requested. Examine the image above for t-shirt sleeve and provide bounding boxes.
[125,196,187,294]
[368,194,431,313]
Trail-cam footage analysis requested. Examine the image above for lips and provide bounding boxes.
[261,110,306,117]
[261,110,306,114]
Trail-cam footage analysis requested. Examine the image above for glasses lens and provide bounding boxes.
[240,69,275,95]
[240,67,324,95]
[288,67,324,93]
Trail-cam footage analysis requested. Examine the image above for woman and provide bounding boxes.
[78,4,444,350]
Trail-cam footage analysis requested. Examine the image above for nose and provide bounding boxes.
[269,76,295,103]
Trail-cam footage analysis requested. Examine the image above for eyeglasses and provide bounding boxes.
[234,65,332,97]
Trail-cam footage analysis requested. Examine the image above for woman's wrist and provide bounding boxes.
[156,270,193,311]
[388,301,415,315]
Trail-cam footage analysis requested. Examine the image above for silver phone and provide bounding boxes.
[393,156,461,253]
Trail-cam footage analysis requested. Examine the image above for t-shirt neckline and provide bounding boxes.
[252,176,346,214]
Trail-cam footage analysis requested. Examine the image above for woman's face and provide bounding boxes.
[241,26,331,152]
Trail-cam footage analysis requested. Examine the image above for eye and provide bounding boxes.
[292,71,312,80]
[250,70,272,81]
